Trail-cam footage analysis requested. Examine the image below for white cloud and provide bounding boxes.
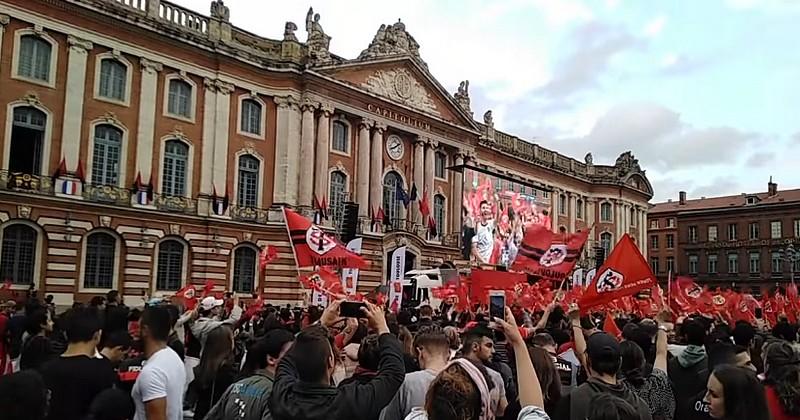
[527,0,594,27]
[643,16,667,38]
[606,0,622,9]
[660,52,679,68]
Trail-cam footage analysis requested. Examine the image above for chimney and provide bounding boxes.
[768,176,778,196]
[679,191,687,205]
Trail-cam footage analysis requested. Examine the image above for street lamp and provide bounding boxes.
[779,244,800,284]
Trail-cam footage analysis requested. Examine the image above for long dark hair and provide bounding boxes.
[763,341,800,416]
[195,325,233,387]
[528,346,561,405]
[620,340,646,388]
[712,365,770,420]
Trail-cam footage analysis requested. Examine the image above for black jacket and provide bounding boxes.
[553,377,653,420]
[668,353,709,420]
[269,333,405,420]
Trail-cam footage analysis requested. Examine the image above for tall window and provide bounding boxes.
[558,194,567,215]
[728,253,738,274]
[630,208,636,226]
[237,155,259,207]
[650,257,659,274]
[749,251,760,274]
[91,125,122,186]
[156,240,184,290]
[600,232,612,257]
[650,219,659,229]
[433,194,445,239]
[795,219,800,237]
[84,232,116,289]
[666,257,675,274]
[600,202,612,222]
[167,79,192,118]
[708,225,718,242]
[98,59,127,101]
[771,251,782,274]
[748,222,759,240]
[232,246,256,293]
[18,35,52,81]
[728,223,737,241]
[650,235,659,249]
[666,234,674,249]
[667,218,675,228]
[382,171,404,223]
[10,107,46,174]
[708,254,718,274]
[162,140,188,196]
[329,171,347,227]
[688,255,698,274]
[435,152,447,179]
[240,99,262,136]
[576,199,583,219]
[332,120,348,153]
[770,221,782,239]
[689,226,698,243]
[0,224,37,285]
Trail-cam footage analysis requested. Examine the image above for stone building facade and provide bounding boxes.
[0,0,652,305]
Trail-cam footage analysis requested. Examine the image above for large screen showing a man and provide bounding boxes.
[462,170,551,267]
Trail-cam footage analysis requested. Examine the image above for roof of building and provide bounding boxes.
[650,186,800,214]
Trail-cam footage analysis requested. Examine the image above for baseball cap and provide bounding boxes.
[200,296,224,311]
[586,332,620,362]
[262,329,295,357]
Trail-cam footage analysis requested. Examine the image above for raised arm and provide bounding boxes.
[568,304,587,368]
[654,309,672,373]
[497,306,545,409]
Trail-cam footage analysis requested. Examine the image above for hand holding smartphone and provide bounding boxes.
[339,301,368,318]
[489,290,505,321]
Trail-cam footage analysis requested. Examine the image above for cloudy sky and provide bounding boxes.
[174,0,800,202]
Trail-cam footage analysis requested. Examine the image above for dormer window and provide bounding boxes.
[746,196,759,205]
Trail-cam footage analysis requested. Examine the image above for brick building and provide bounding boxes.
[648,180,800,292]
[0,0,652,305]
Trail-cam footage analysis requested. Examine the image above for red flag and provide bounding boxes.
[603,315,622,338]
[174,284,198,310]
[259,245,278,271]
[428,215,438,238]
[52,157,67,179]
[244,294,264,319]
[1,280,11,291]
[579,234,657,312]
[320,196,329,220]
[787,283,799,322]
[376,207,385,222]
[202,280,215,297]
[75,158,85,183]
[133,171,143,191]
[512,225,589,281]
[670,276,713,315]
[284,208,368,268]
[419,189,430,219]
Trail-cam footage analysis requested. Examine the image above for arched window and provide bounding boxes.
[329,171,347,227]
[237,155,259,207]
[383,171,404,223]
[600,232,613,257]
[167,79,192,118]
[433,194,446,238]
[0,224,37,285]
[98,59,127,101]
[156,239,184,291]
[600,202,613,222]
[332,120,348,153]
[559,194,567,215]
[10,107,46,174]
[18,35,52,81]
[240,99,262,135]
[232,246,257,293]
[91,125,122,186]
[576,199,583,219]
[434,152,447,179]
[84,232,116,289]
[162,140,189,196]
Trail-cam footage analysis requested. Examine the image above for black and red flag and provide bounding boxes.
[283,207,368,268]
[511,225,589,281]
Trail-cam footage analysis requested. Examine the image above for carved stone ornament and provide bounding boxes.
[21,92,42,107]
[99,216,112,228]
[614,151,641,176]
[358,20,424,65]
[169,126,191,144]
[305,7,331,64]
[99,111,121,126]
[362,68,439,116]
[584,153,593,165]
[483,110,493,127]
[243,232,253,242]
[210,0,230,22]
[453,80,470,113]
[140,57,163,74]
[17,206,31,219]
[67,35,93,52]
[170,224,181,235]
[284,21,298,42]
[0,14,10,26]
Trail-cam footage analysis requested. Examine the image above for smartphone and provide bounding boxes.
[339,301,368,318]
[489,290,505,321]
[755,307,763,319]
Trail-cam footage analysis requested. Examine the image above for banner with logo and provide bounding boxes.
[283,208,367,268]
[512,225,590,281]
[341,238,363,295]
[388,246,406,312]
[584,268,597,290]
[571,268,584,288]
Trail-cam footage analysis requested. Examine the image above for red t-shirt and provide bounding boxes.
[765,385,800,420]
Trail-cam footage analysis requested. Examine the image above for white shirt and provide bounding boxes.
[472,220,494,263]
[132,347,186,420]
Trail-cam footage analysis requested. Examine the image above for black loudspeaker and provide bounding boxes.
[341,202,359,243]
[595,246,606,270]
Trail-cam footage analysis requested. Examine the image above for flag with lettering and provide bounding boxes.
[579,234,657,312]
[511,225,589,282]
[284,207,368,268]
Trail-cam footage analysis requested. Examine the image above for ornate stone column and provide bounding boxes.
[568,192,577,233]
[61,36,93,175]
[551,188,560,232]
[136,58,162,185]
[452,152,466,236]
[298,97,318,207]
[0,15,9,76]
[200,78,218,196]
[211,80,233,198]
[272,95,300,205]
[356,118,373,217]
[586,197,596,247]
[313,103,333,205]
[369,123,386,218]
[412,137,426,223]
[424,139,437,214]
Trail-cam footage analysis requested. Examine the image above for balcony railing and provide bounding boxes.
[0,171,54,195]
[154,193,197,214]
[229,205,269,224]
[83,183,131,206]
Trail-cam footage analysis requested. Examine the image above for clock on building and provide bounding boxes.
[386,135,404,161]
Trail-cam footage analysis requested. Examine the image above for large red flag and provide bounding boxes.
[283,208,368,269]
[579,234,656,311]
[174,284,198,310]
[670,276,713,315]
[512,225,589,281]
[603,315,622,338]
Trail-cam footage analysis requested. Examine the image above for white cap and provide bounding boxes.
[200,296,224,311]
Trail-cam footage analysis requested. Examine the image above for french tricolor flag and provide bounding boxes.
[61,179,78,195]
[136,190,149,205]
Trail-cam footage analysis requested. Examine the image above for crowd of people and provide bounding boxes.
[0,287,799,420]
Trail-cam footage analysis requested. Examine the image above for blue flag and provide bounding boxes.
[409,183,418,202]
[396,183,410,207]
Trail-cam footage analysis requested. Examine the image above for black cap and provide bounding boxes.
[586,332,620,362]
[262,329,295,358]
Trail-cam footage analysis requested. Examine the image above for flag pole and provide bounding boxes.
[281,206,306,302]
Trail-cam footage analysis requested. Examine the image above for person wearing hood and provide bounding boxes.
[553,326,652,420]
[668,317,709,420]
[190,295,242,350]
